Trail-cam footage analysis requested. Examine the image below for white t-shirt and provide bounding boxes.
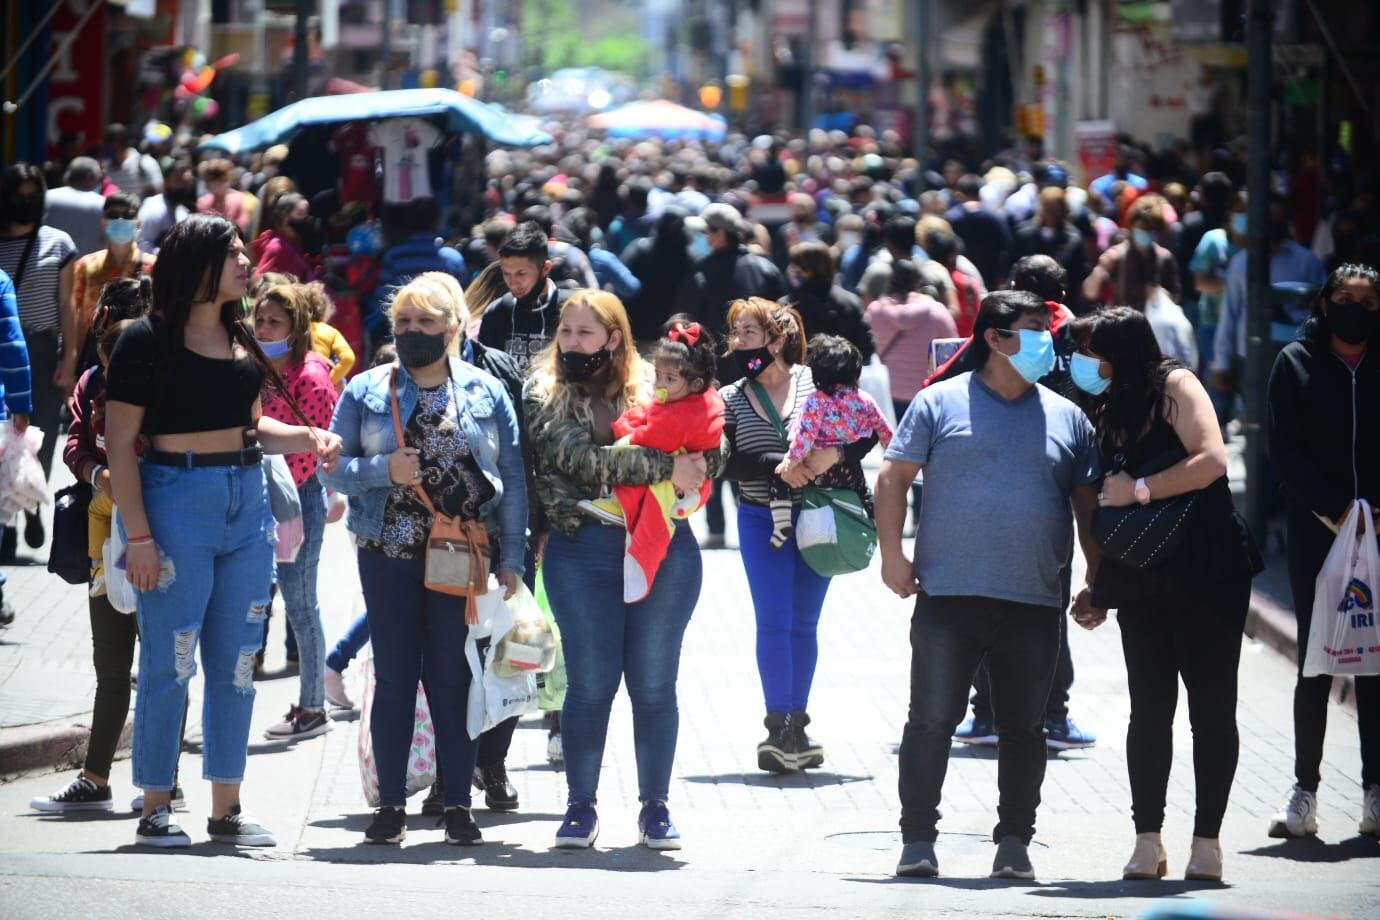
[367,118,442,203]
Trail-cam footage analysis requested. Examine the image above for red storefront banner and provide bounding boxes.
[47,0,107,158]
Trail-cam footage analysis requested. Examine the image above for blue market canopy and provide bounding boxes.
[198,88,553,154]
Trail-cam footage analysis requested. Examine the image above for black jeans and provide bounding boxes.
[1288,517,1380,792]
[86,593,185,781]
[898,593,1061,845]
[1118,581,1249,839]
[972,560,1075,723]
[704,477,726,536]
[20,327,61,479]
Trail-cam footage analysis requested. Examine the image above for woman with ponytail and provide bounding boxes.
[103,215,341,849]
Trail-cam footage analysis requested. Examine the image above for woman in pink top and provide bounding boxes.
[197,159,253,237]
[864,260,958,421]
[253,283,339,741]
[251,193,317,281]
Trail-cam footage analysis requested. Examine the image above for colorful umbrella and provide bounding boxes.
[586,100,727,141]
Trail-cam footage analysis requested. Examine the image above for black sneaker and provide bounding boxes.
[442,806,482,846]
[473,764,519,812]
[790,710,825,769]
[30,773,114,813]
[207,804,277,846]
[135,806,191,848]
[0,597,13,628]
[0,525,16,562]
[757,712,797,773]
[263,706,332,741]
[421,778,445,817]
[364,806,407,844]
[23,511,44,549]
[129,787,188,813]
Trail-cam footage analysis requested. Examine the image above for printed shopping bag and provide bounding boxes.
[465,584,538,738]
[1303,500,1380,677]
[492,583,558,677]
[0,422,49,518]
[357,657,438,807]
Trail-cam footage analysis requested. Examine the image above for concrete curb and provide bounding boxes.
[1245,591,1357,709]
[0,719,132,781]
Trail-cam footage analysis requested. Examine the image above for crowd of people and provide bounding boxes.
[2,117,1377,879]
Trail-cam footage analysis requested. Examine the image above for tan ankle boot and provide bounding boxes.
[1184,836,1223,881]
[1122,832,1167,880]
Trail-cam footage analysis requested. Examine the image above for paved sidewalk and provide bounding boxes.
[1,487,1376,918]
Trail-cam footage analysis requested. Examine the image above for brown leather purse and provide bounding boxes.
[390,370,490,624]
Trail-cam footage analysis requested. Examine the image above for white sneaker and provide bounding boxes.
[130,787,187,813]
[547,732,564,765]
[1267,784,1319,838]
[1360,785,1380,837]
[324,667,355,710]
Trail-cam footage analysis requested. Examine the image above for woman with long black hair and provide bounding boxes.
[1266,263,1380,841]
[105,214,341,848]
[1068,306,1261,882]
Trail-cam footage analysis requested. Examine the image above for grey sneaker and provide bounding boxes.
[896,840,939,877]
[990,835,1035,879]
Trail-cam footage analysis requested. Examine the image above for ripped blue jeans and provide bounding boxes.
[128,460,275,791]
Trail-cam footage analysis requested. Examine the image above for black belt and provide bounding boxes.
[145,446,264,468]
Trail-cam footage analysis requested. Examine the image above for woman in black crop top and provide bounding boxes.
[1067,306,1260,883]
[104,215,341,849]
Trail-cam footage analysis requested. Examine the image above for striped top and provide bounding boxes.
[0,227,78,331]
[721,364,814,507]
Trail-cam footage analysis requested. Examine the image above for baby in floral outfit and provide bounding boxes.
[772,334,893,548]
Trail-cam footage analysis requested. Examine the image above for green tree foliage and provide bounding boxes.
[521,0,650,78]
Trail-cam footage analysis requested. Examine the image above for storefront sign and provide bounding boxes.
[47,0,106,158]
[1076,120,1117,185]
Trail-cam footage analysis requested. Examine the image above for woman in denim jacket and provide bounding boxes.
[322,275,526,847]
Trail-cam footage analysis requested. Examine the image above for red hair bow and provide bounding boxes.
[669,322,702,346]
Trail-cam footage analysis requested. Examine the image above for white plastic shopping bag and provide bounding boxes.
[275,516,304,564]
[858,355,898,430]
[465,584,539,739]
[795,504,838,550]
[1303,500,1380,677]
[492,583,558,677]
[0,422,49,519]
[1145,287,1199,369]
[357,656,438,807]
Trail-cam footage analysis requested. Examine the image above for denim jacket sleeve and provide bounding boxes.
[319,375,393,495]
[487,376,529,576]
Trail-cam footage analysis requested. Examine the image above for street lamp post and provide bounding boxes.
[1244,0,1274,539]
[293,0,311,100]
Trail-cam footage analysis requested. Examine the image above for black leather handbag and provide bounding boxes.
[48,481,92,585]
[1092,446,1200,569]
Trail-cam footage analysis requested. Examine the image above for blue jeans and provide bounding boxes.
[129,461,275,790]
[327,613,371,673]
[275,476,327,710]
[357,547,478,808]
[543,521,701,804]
[738,503,832,714]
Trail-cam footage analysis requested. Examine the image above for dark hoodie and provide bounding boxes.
[622,210,695,340]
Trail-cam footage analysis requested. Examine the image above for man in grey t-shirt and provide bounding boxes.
[874,290,1104,881]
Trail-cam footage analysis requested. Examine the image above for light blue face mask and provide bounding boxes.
[997,328,1056,384]
[1132,227,1156,250]
[1069,352,1111,395]
[257,338,291,359]
[690,232,711,259]
[1230,212,1249,237]
[105,218,137,245]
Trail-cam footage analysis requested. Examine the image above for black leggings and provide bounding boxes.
[1118,579,1250,839]
[1289,536,1380,792]
[86,593,185,782]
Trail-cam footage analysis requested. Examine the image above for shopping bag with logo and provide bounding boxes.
[795,485,878,577]
[1303,499,1380,677]
[357,656,438,807]
[465,585,538,738]
[492,583,558,677]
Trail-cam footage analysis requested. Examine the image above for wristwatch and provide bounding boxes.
[1134,477,1151,505]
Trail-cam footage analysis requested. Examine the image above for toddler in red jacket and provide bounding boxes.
[578,316,724,601]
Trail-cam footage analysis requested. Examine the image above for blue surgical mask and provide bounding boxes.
[1132,228,1156,250]
[690,232,711,259]
[105,218,137,245]
[1069,352,1111,395]
[998,329,1056,384]
[257,338,291,359]
[1230,212,1248,237]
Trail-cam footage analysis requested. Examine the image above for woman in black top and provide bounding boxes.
[1266,263,1380,841]
[105,215,341,849]
[1069,306,1260,883]
[780,240,876,361]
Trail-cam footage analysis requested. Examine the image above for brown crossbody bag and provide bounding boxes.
[390,369,490,624]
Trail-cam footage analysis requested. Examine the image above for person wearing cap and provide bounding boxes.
[677,202,785,547]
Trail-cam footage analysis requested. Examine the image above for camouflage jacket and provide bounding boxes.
[524,383,725,536]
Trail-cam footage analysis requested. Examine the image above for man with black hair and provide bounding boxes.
[518,205,598,290]
[1013,188,1087,309]
[877,289,1102,881]
[946,175,1012,290]
[479,221,572,371]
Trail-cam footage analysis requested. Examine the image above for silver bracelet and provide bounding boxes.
[89,464,105,489]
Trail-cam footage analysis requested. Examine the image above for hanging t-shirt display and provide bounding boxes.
[367,118,443,203]
[330,123,379,204]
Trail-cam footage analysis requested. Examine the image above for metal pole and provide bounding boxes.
[2,0,106,114]
[801,0,816,133]
[293,0,311,100]
[1243,0,1273,540]
[379,0,392,89]
[911,0,930,162]
[0,0,67,85]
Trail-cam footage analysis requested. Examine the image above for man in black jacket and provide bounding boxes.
[1012,188,1088,311]
[479,221,572,373]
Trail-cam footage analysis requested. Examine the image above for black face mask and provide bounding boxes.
[164,187,195,210]
[9,193,43,226]
[734,345,774,380]
[558,347,611,382]
[291,217,322,252]
[515,273,549,309]
[395,330,449,369]
[1327,300,1380,346]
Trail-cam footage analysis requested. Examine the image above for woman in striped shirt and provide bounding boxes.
[720,298,878,774]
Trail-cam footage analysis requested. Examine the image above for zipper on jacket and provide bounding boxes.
[1332,352,1361,499]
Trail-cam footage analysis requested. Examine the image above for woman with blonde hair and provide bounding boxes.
[525,289,717,850]
[322,274,527,846]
